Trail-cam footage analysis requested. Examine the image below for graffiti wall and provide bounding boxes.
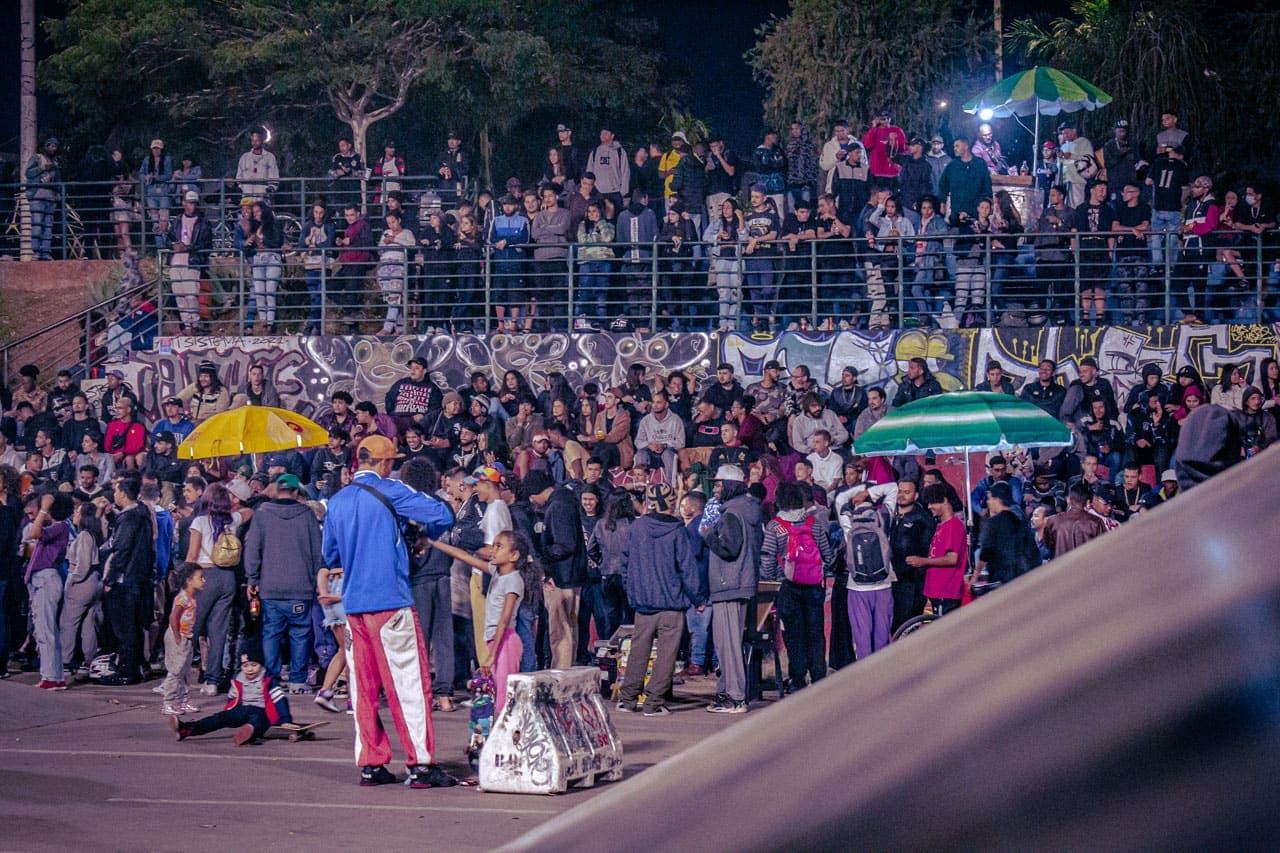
[103,325,1280,420]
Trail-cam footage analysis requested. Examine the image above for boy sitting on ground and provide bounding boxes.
[170,643,292,746]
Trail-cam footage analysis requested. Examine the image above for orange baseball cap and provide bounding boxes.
[359,435,404,460]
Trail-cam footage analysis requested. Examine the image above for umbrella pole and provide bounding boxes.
[1033,108,1040,180]
[964,449,973,529]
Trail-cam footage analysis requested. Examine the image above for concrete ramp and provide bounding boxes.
[504,447,1280,851]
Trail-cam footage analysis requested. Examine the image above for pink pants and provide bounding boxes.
[488,629,523,716]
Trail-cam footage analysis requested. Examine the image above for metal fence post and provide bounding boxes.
[319,249,327,333]
[483,246,492,335]
[650,240,659,333]
[239,252,247,333]
[59,182,68,260]
[156,250,166,334]
[566,250,576,333]
[1163,246,1173,327]
[897,238,907,329]
[983,234,993,327]
[809,239,818,327]
[137,177,147,257]
[1256,235,1265,324]
[1072,240,1082,326]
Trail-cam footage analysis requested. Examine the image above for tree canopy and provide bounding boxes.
[41,0,666,185]
[747,0,992,141]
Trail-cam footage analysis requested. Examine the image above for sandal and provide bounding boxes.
[432,697,456,712]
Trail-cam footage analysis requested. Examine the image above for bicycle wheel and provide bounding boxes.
[279,214,301,248]
[891,613,936,642]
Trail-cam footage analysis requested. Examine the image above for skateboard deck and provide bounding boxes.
[267,721,330,742]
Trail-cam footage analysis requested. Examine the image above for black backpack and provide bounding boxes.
[845,518,888,586]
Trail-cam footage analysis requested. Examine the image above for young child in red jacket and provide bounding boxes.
[170,643,292,746]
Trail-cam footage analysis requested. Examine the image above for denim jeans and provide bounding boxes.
[516,601,537,673]
[685,603,716,669]
[29,197,55,258]
[577,260,610,319]
[261,598,313,684]
[744,256,778,321]
[29,569,64,681]
[304,268,325,328]
[1150,209,1183,269]
[251,252,283,325]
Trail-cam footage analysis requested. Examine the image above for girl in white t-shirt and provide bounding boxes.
[427,530,529,715]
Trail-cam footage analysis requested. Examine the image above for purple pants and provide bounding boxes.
[847,587,894,660]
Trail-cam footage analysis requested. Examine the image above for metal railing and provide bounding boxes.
[152,230,1280,336]
[2,174,470,260]
[1,272,159,386]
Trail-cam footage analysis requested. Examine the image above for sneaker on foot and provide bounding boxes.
[615,700,638,713]
[197,683,218,696]
[407,764,458,788]
[232,723,257,746]
[642,704,671,717]
[37,680,68,691]
[314,689,341,713]
[160,703,181,716]
[360,765,398,787]
[289,683,313,695]
[684,663,704,677]
[179,702,200,714]
[151,684,165,695]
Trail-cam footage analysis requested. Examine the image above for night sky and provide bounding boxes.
[0,0,1069,170]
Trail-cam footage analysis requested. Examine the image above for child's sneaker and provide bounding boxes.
[232,723,256,746]
[360,765,397,786]
[314,689,341,713]
[407,764,458,789]
[169,716,193,741]
[160,702,181,716]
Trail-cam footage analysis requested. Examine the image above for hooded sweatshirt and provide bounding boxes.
[244,498,324,600]
[760,507,835,583]
[620,512,701,613]
[704,482,763,602]
[1176,404,1242,490]
[587,142,630,196]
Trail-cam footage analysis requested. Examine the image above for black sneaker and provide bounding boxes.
[642,704,671,717]
[407,764,458,789]
[97,672,142,686]
[359,765,398,787]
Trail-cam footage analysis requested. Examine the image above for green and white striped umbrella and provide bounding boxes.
[854,391,1072,457]
[962,66,1112,118]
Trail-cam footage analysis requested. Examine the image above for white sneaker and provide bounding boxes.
[179,702,200,714]
[160,703,181,716]
[198,683,218,696]
[151,684,165,695]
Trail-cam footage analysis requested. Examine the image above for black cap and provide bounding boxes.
[1176,365,1198,378]
[154,430,176,444]
[764,359,782,371]
[241,638,266,665]
[163,396,183,407]
[1093,483,1116,504]
[909,136,926,147]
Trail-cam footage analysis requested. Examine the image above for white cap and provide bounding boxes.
[183,190,199,202]
[671,131,689,144]
[714,465,745,482]
[1160,468,1177,482]
[226,479,252,502]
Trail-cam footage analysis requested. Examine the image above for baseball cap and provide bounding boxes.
[163,396,183,407]
[183,190,199,202]
[1161,468,1177,483]
[107,368,125,379]
[556,123,571,132]
[764,359,782,371]
[1114,119,1129,128]
[276,473,302,491]
[359,435,405,460]
[671,131,689,143]
[646,482,675,512]
[909,136,926,147]
[1093,483,1116,504]
[714,464,745,482]
[150,138,164,149]
[467,466,503,486]
[531,432,550,443]
[930,134,944,144]
[226,479,253,502]
[1042,140,1056,150]
[154,430,176,445]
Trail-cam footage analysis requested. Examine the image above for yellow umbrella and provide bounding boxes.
[179,405,330,460]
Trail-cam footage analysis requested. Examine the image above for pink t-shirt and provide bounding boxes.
[923,515,968,600]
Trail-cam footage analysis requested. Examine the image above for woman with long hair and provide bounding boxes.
[247,200,284,333]
[185,482,244,693]
[1210,362,1248,411]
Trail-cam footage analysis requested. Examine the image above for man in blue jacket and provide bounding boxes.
[616,483,704,716]
[322,436,457,789]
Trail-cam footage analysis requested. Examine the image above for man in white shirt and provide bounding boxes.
[806,429,844,495]
[470,466,511,670]
[236,128,279,201]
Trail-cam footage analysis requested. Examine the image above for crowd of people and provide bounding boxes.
[1,339,1266,745]
[23,108,1280,334]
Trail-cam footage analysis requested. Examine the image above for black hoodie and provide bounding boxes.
[1175,404,1241,491]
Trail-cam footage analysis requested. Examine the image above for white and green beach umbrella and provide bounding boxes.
[962,65,1112,176]
[854,391,1073,525]
[962,66,1112,119]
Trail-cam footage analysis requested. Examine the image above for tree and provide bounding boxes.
[747,0,991,141]
[1006,0,1222,168]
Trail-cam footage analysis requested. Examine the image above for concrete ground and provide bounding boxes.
[0,669,766,851]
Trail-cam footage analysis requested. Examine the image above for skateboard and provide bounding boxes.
[267,721,330,742]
